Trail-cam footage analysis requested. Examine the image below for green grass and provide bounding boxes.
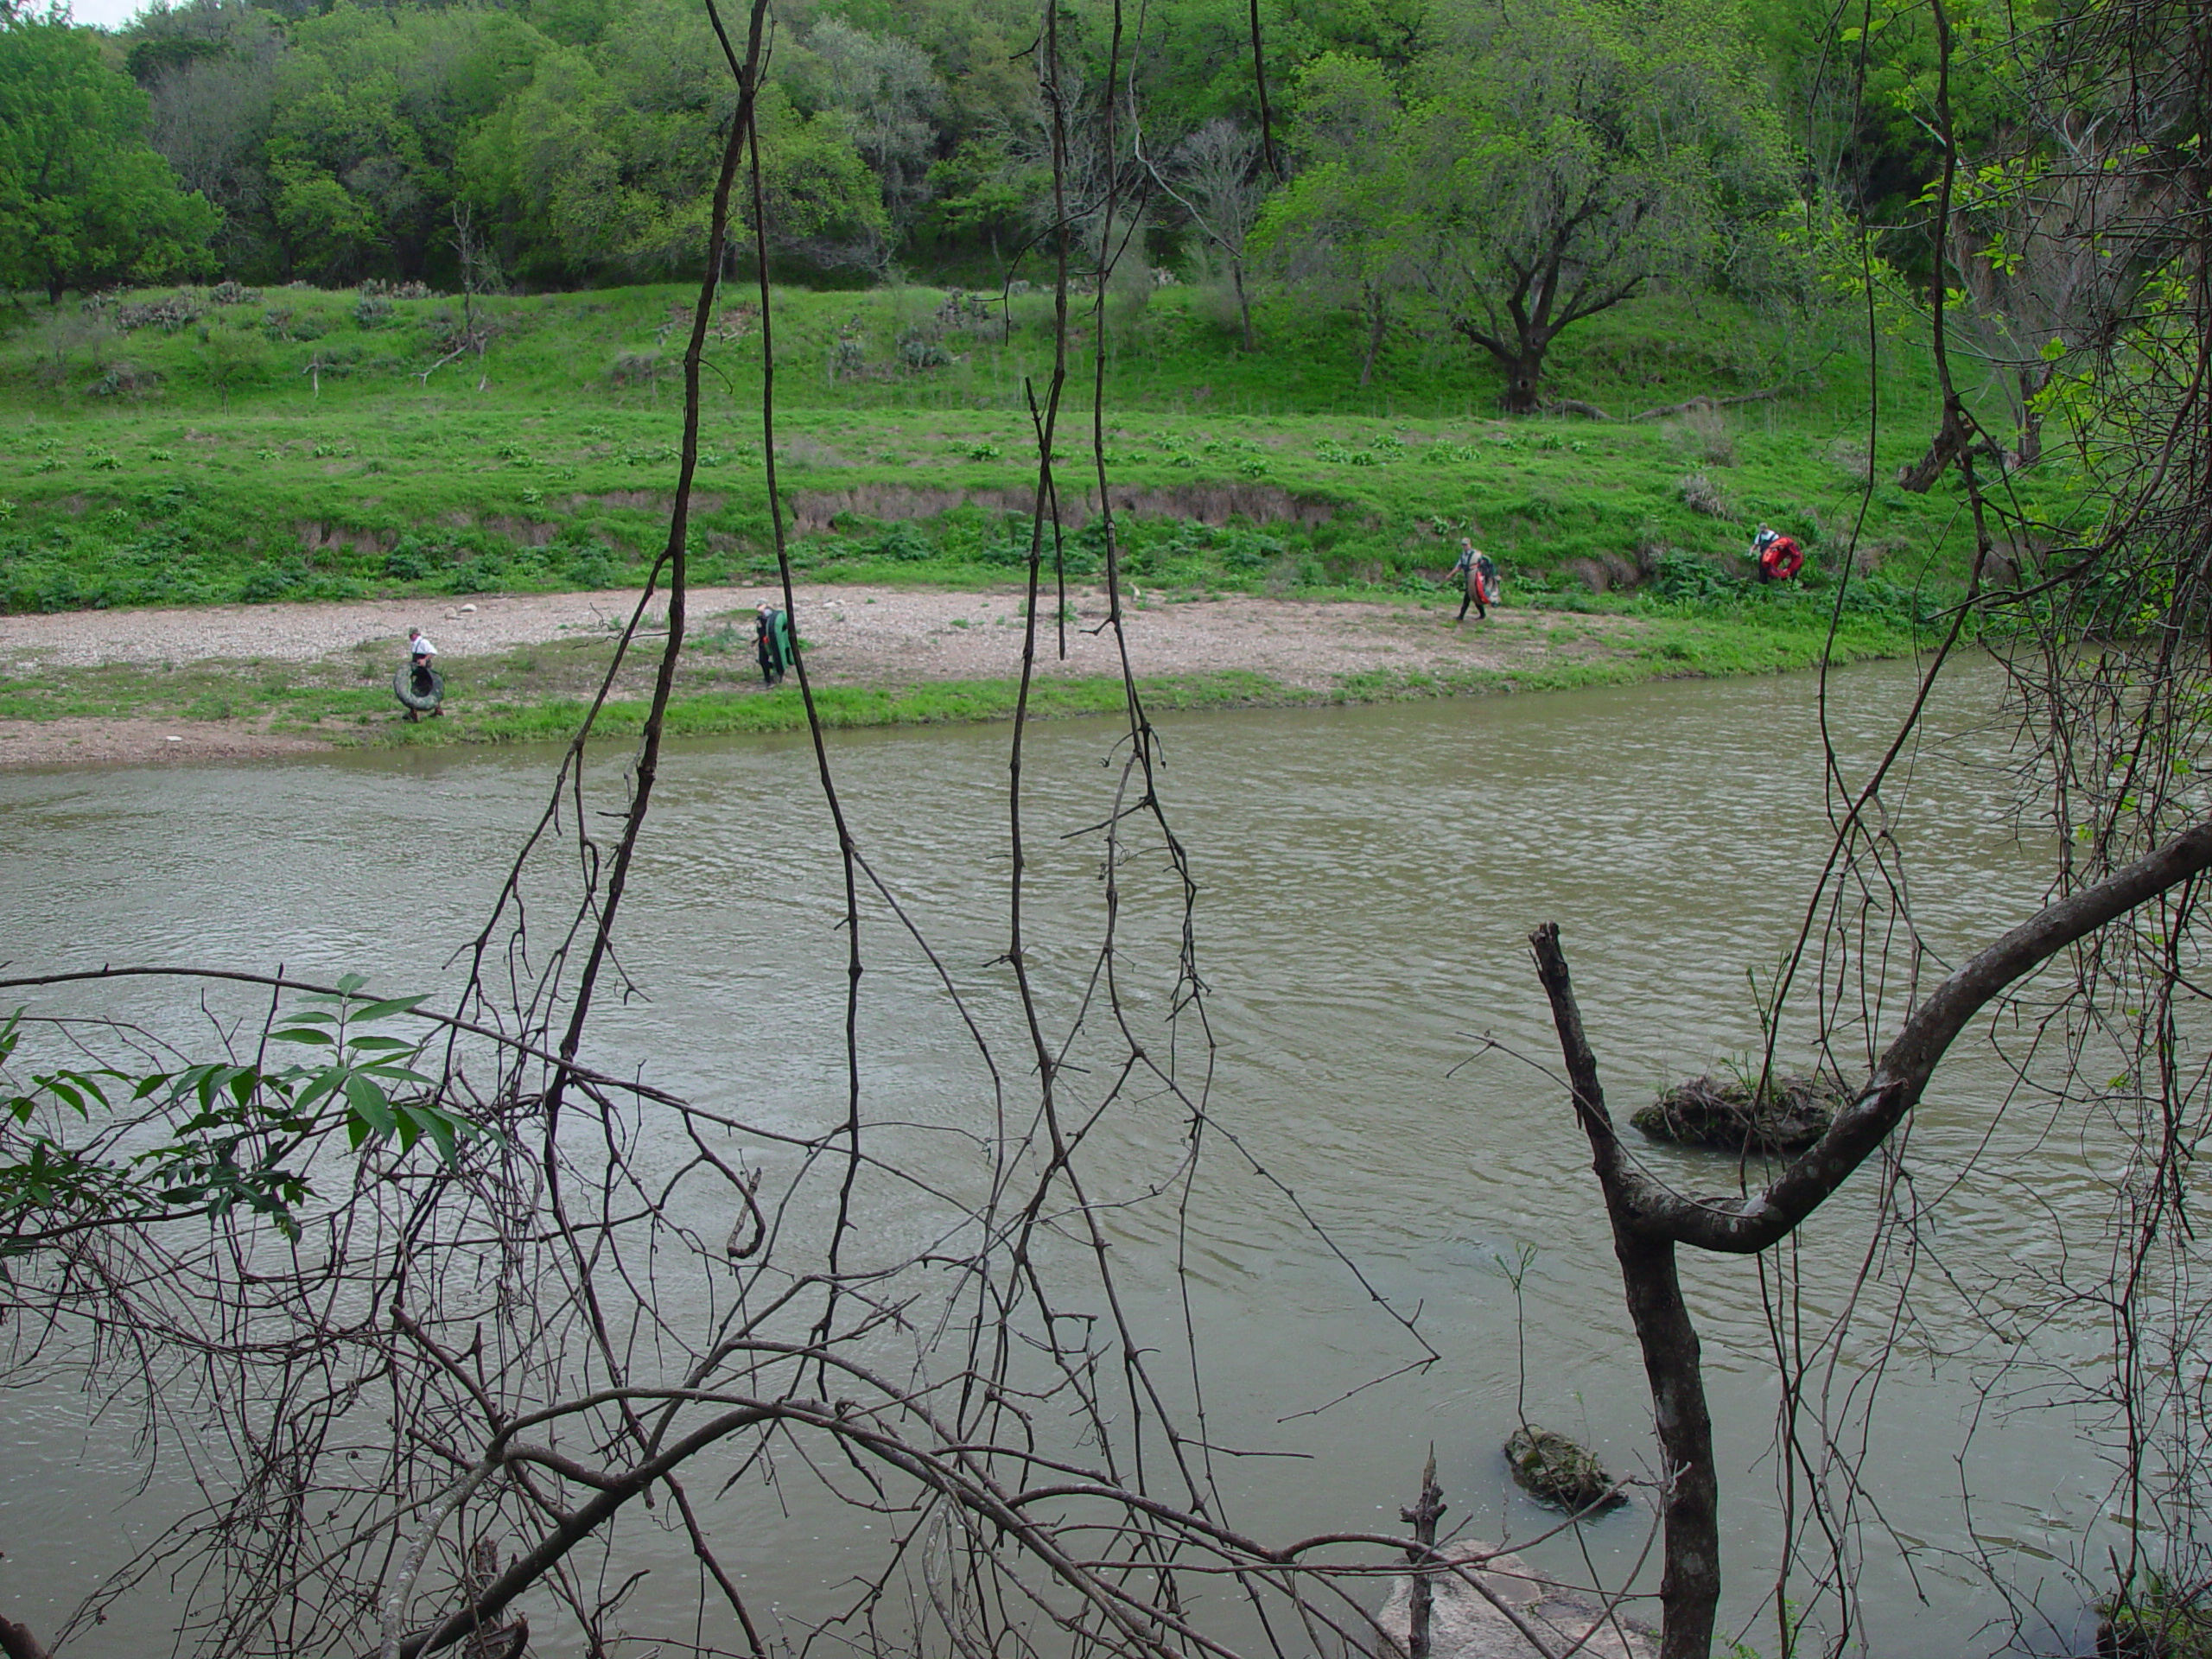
[0,280,2075,620]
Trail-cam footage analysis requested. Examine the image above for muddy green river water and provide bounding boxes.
[0,661,2144,1656]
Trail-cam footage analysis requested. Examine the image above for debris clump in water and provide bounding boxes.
[1503,1427,1624,1513]
[1630,1072,1844,1153]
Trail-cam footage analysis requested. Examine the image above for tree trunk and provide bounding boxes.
[2016,365,2047,466]
[1500,351,1544,414]
[1897,393,1972,491]
[1358,289,1389,388]
[1608,1232,1721,1659]
[1232,258,1254,353]
[1529,923,1721,1659]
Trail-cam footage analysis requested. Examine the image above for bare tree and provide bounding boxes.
[0,5,1518,1658]
[1532,2,2212,1653]
[1147,118,1268,350]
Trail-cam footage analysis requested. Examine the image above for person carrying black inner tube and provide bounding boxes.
[403,627,442,720]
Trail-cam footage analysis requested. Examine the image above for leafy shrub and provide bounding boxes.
[237,559,309,603]
[353,296,395,328]
[564,541,621,588]
[384,539,436,581]
[1649,550,1743,603]
[447,554,506,593]
[1219,527,1285,572]
[868,524,937,563]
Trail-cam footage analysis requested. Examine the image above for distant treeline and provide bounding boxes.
[1,0,2177,425]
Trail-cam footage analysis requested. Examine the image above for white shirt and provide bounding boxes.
[410,635,437,658]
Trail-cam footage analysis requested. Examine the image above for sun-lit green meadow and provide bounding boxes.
[0,279,2063,620]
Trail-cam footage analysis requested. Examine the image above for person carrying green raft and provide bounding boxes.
[753,601,798,686]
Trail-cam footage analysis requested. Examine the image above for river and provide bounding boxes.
[0,660,2141,1656]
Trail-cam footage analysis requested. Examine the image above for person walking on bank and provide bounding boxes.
[1451,538,1500,623]
[753,603,783,687]
[397,627,443,720]
[753,602,799,687]
[1751,524,1804,583]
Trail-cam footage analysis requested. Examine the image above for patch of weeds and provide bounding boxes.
[2101,1571,2212,1658]
[1681,471,1732,517]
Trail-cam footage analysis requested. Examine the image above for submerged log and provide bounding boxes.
[1378,1543,1656,1659]
[1630,1073,1844,1153]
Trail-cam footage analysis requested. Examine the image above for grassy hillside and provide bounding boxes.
[0,280,2063,618]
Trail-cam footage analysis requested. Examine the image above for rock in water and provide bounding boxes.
[1378,1543,1656,1659]
[1503,1427,1624,1512]
[1630,1072,1843,1153]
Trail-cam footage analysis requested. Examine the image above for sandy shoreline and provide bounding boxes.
[0,582,1561,769]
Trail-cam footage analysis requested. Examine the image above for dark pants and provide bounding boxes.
[1457,576,1486,620]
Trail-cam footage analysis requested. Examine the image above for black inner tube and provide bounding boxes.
[394,664,445,711]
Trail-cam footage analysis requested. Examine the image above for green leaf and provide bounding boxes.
[347,995,429,1023]
[293,1069,345,1113]
[343,1072,398,1142]
[358,1063,435,1087]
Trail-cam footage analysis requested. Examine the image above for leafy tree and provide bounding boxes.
[1255,50,1412,385]
[1752,0,2024,279]
[0,17,219,302]
[141,4,290,283]
[788,18,944,248]
[1270,0,1789,410]
[919,137,1040,271]
[1430,0,1788,410]
[779,0,1034,149]
[462,15,884,286]
[261,2,550,283]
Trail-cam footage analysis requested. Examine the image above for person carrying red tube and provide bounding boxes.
[1751,524,1804,583]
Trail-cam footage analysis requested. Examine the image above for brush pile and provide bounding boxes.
[1503,1427,1624,1513]
[1630,1072,1844,1153]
